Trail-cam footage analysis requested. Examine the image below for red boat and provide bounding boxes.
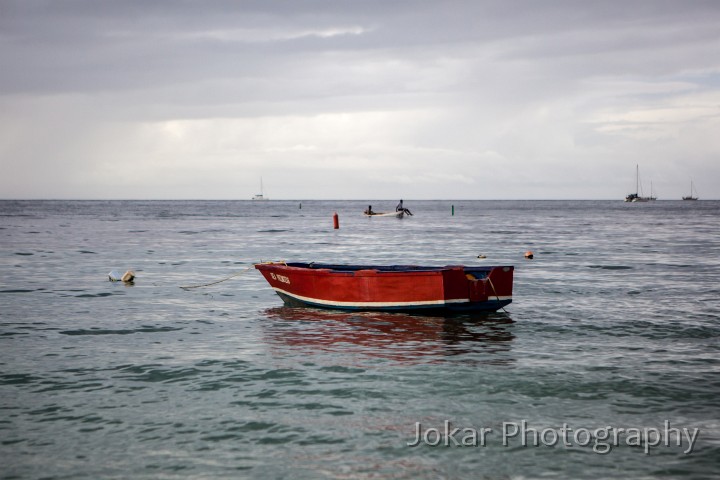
[254,262,513,313]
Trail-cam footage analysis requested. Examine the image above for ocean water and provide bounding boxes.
[1,199,719,479]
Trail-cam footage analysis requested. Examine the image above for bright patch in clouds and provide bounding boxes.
[184,25,370,43]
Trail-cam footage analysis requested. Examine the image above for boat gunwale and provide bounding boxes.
[257,262,508,276]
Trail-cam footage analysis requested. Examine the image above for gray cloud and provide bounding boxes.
[1,0,719,199]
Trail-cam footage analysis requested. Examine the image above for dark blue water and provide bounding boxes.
[1,200,719,479]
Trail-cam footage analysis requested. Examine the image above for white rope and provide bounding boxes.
[179,265,254,290]
[178,260,286,290]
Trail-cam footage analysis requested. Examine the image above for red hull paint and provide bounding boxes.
[254,263,513,312]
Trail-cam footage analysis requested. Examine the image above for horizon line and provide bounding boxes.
[0,198,715,202]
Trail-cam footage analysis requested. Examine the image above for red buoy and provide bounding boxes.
[333,212,339,229]
[524,251,534,259]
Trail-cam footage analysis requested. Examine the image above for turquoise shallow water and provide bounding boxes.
[1,200,719,479]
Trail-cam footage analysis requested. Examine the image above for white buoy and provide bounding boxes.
[109,270,135,283]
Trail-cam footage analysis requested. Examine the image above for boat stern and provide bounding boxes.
[461,265,513,309]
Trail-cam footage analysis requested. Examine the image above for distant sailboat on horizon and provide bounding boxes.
[252,177,268,201]
[625,165,654,202]
[682,180,699,201]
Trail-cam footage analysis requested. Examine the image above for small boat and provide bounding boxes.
[363,201,412,217]
[682,180,699,201]
[363,211,404,218]
[255,262,513,313]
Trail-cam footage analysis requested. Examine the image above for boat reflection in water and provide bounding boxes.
[261,307,515,365]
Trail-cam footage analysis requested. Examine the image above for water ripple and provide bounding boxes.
[59,326,182,336]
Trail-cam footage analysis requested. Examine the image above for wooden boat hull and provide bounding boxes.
[255,263,513,313]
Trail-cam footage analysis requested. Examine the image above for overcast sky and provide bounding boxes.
[1,0,719,200]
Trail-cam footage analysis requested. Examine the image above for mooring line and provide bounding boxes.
[486,276,509,314]
[179,265,254,290]
[178,260,287,290]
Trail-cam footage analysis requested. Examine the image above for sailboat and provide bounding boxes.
[625,165,653,202]
[682,180,698,201]
[252,178,268,201]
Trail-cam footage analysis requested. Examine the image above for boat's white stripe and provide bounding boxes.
[272,287,510,307]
